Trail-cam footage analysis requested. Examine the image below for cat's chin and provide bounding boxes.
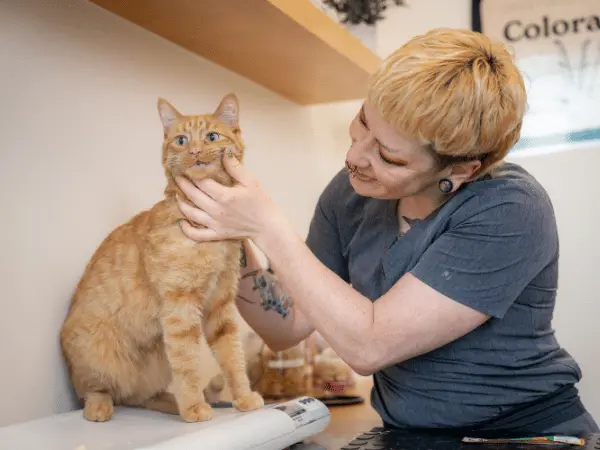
[181,164,219,179]
[175,165,234,186]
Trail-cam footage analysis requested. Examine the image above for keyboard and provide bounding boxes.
[340,427,600,450]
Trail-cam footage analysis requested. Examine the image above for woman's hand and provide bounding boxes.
[175,150,282,243]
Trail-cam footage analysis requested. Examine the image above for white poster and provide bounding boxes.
[473,0,600,155]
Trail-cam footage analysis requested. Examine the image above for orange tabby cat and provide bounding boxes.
[60,93,264,423]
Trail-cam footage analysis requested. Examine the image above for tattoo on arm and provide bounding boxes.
[240,242,248,268]
[237,267,293,319]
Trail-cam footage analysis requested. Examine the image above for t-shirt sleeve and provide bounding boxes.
[305,175,350,283]
[409,197,557,319]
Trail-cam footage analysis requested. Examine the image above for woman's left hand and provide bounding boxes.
[175,151,281,243]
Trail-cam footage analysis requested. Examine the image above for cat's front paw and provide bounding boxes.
[180,402,213,422]
[233,391,264,412]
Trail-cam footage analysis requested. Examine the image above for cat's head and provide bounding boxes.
[157,93,244,188]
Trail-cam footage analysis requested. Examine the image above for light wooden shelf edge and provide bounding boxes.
[88,0,383,105]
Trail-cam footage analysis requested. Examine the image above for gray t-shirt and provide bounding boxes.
[305,162,582,429]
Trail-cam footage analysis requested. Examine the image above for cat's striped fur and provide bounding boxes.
[60,94,263,422]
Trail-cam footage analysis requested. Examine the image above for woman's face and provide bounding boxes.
[346,101,444,200]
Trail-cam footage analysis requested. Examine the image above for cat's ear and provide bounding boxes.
[157,98,182,131]
[213,93,239,128]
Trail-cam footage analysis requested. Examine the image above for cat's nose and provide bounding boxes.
[189,147,201,155]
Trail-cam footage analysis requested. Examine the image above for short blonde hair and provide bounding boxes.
[367,28,527,176]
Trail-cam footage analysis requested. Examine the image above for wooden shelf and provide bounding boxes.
[89,0,382,105]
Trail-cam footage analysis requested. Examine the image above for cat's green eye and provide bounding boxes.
[206,132,220,143]
[174,135,188,146]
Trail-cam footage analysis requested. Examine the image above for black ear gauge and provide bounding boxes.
[438,178,454,193]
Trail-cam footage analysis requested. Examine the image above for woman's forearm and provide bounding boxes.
[235,240,315,351]
[255,218,377,375]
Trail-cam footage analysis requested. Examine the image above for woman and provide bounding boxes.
[175,28,598,436]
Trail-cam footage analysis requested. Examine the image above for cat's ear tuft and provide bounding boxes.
[157,98,182,130]
[214,93,239,128]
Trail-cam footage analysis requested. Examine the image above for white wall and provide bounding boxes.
[0,0,343,426]
[508,147,600,420]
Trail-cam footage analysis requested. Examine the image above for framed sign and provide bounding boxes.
[472,0,600,155]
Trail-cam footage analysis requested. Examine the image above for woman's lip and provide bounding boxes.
[351,172,375,182]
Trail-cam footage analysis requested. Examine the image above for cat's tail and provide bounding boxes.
[138,375,225,415]
[203,373,225,404]
[139,392,179,415]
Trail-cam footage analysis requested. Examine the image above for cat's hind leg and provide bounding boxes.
[62,324,172,421]
[66,364,116,422]
[84,392,114,422]
[61,329,117,422]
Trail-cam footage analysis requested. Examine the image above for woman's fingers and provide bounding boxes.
[193,178,228,201]
[222,151,252,186]
[172,155,270,243]
[176,176,218,214]
[177,197,215,228]
[178,220,221,242]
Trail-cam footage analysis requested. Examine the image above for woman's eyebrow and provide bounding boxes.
[380,142,403,154]
[358,105,368,127]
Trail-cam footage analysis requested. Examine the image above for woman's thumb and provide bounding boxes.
[223,149,248,183]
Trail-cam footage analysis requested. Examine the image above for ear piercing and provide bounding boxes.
[345,159,357,173]
[438,178,454,193]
